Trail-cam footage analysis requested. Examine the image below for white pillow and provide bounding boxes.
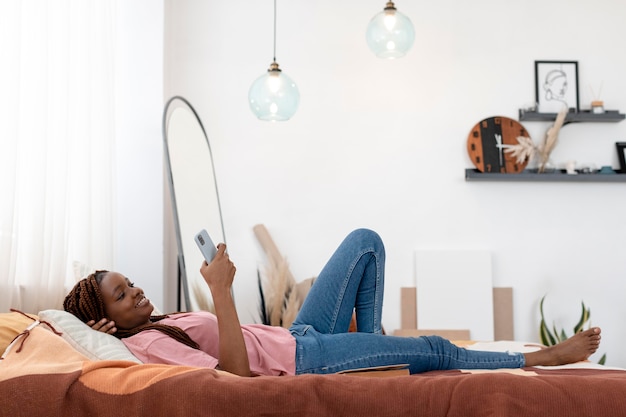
[38,309,142,363]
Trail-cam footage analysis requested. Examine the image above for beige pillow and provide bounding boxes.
[38,309,142,363]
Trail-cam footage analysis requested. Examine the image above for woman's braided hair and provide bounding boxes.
[63,270,199,350]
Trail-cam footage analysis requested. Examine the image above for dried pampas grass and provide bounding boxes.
[191,277,215,313]
[281,289,301,329]
[281,277,315,328]
[503,106,568,173]
[258,257,315,328]
[538,106,568,172]
[504,135,536,165]
[254,224,315,328]
[268,258,294,326]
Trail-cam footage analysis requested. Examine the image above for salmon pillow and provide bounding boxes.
[0,311,38,354]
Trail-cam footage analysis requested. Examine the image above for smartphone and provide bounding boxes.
[194,229,218,263]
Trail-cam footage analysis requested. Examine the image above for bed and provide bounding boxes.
[2,309,626,417]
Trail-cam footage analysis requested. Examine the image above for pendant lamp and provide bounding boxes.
[366,1,415,59]
[248,0,300,121]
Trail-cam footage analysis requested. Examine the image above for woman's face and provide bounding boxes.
[552,76,567,98]
[98,272,153,330]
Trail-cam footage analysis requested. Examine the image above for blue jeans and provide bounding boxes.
[290,229,525,374]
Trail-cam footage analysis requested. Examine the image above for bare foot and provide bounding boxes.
[524,327,601,367]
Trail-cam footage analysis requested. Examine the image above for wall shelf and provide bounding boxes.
[468,110,626,182]
[518,109,625,124]
[465,168,626,182]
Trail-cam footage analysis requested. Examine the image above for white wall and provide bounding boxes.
[160,0,626,366]
[115,1,164,309]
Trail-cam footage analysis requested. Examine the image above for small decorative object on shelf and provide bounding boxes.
[589,82,604,114]
[598,165,615,174]
[591,100,605,114]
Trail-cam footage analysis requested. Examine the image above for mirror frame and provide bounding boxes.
[162,96,227,311]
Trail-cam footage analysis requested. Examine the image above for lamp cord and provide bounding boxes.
[273,0,277,63]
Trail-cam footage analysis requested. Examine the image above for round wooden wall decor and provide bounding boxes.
[466,116,530,173]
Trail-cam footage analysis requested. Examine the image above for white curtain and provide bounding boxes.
[0,0,116,313]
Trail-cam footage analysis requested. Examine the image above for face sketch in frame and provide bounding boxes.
[543,69,568,108]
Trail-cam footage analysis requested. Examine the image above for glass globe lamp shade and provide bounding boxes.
[366,2,415,59]
[248,62,300,121]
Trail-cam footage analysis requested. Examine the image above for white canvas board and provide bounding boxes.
[415,250,494,341]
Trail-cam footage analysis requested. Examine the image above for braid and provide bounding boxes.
[64,271,200,350]
[63,271,109,323]
[116,318,200,350]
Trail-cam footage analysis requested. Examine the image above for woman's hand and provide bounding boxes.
[87,318,117,335]
[200,244,236,294]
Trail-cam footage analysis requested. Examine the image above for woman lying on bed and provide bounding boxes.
[64,228,601,377]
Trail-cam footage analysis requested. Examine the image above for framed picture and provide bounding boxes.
[616,142,626,173]
[535,61,579,113]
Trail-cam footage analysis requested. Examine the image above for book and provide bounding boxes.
[337,364,410,378]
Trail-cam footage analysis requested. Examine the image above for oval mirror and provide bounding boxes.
[163,96,226,312]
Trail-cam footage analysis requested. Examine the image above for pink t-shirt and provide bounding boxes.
[122,311,296,376]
